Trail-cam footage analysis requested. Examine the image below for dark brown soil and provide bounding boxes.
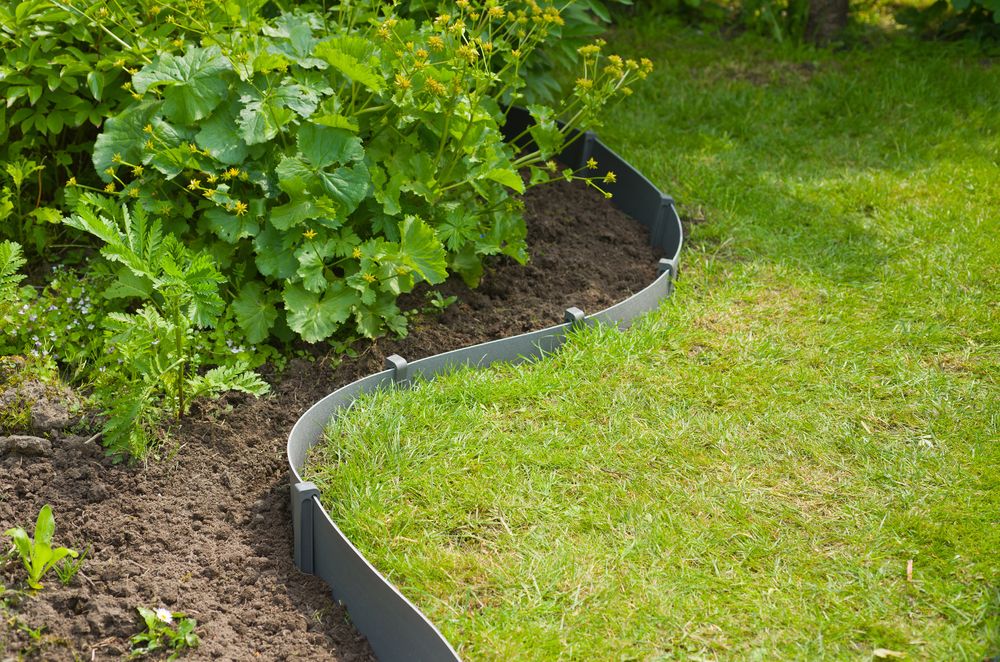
[0,178,661,661]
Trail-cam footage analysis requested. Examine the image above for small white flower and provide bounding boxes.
[155,608,173,624]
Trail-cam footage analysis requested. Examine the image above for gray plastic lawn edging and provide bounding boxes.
[286,107,683,662]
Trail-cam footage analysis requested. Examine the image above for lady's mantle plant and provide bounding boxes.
[86,1,652,344]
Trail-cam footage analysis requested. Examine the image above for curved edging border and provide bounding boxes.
[287,107,683,662]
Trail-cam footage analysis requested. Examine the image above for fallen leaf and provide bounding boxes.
[873,649,905,659]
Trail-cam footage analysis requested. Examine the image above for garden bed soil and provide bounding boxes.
[0,178,660,661]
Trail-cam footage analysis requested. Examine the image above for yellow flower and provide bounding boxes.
[187,143,199,153]
[143,123,154,134]
[104,167,115,176]
[352,247,362,259]
[172,39,184,48]
[434,14,451,28]
[239,171,249,181]
[227,167,240,179]
[188,179,201,190]
[202,188,216,199]
[425,78,446,96]
[126,67,138,75]
[586,157,598,170]
[395,73,412,90]
[576,77,593,90]
[428,36,445,52]
[112,153,123,163]
[206,174,218,184]
[132,165,144,177]
[128,187,140,198]
[603,191,613,199]
[66,177,77,187]
[362,273,376,283]
[144,139,154,151]
[489,6,506,19]
[457,44,477,62]
[303,229,317,240]
[603,171,617,184]
[546,160,557,172]
[104,183,117,193]
[234,201,248,216]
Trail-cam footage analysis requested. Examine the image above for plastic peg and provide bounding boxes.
[385,354,409,384]
[564,307,586,328]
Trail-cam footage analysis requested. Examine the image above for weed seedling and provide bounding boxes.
[4,505,77,590]
[54,545,88,586]
[129,607,200,660]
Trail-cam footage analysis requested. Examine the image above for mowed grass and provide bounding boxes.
[304,20,1000,661]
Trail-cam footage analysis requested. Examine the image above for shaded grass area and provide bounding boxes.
[305,22,1000,661]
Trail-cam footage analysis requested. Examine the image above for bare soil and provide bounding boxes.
[0,178,661,661]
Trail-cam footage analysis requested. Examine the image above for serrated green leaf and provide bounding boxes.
[233,282,278,343]
[275,156,314,197]
[29,207,62,224]
[238,93,293,145]
[298,124,363,168]
[205,208,259,243]
[149,145,200,179]
[254,225,298,278]
[283,282,359,343]
[314,40,384,92]
[450,243,484,287]
[400,215,447,285]
[485,168,525,193]
[313,112,359,132]
[316,162,370,214]
[295,241,331,293]
[270,198,317,230]
[274,81,321,117]
[133,47,232,124]
[196,102,248,164]
[263,13,326,69]
[103,268,153,300]
[93,102,159,181]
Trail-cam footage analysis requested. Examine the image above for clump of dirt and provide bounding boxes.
[0,177,663,661]
[0,357,86,436]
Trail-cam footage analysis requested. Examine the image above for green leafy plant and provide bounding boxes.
[0,240,26,313]
[4,505,78,591]
[54,545,88,586]
[129,607,200,660]
[423,290,458,313]
[85,2,650,345]
[65,196,268,457]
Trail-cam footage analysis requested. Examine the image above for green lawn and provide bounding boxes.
[305,20,1000,661]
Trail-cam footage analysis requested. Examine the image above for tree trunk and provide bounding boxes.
[806,0,849,43]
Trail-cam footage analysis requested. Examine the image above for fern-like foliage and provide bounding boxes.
[65,201,269,458]
[0,240,26,312]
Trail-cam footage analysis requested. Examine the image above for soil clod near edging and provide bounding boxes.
[0,178,661,661]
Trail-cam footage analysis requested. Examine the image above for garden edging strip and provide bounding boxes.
[286,108,683,661]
